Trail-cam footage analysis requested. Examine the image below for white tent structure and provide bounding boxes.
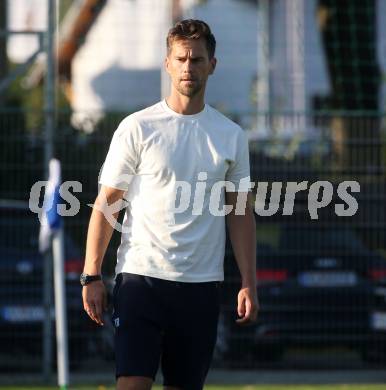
[6,0,47,63]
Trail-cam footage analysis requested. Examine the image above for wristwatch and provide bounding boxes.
[80,273,102,286]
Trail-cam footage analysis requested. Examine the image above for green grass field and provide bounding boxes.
[2,385,386,390]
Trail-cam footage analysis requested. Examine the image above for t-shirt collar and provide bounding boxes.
[161,99,207,119]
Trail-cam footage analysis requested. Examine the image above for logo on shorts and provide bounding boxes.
[114,317,120,327]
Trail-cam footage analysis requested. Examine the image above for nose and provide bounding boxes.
[182,58,194,73]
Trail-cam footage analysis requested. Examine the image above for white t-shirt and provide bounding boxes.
[99,99,251,282]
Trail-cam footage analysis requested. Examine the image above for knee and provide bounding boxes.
[163,387,182,390]
[116,376,153,390]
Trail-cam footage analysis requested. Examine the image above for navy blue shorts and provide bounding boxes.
[111,272,221,389]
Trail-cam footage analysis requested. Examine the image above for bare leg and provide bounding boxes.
[116,376,153,390]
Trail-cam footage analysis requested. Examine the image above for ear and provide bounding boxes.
[165,56,171,75]
[209,57,217,75]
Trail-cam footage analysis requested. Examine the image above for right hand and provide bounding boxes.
[82,280,107,326]
[235,286,259,326]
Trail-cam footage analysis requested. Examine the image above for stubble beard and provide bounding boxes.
[175,80,203,98]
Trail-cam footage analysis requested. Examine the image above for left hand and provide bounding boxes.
[235,286,259,325]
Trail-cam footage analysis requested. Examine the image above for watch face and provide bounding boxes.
[80,273,87,286]
[80,273,101,286]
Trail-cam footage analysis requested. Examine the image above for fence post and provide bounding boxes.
[42,0,56,382]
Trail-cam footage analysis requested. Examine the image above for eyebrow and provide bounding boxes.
[175,55,205,60]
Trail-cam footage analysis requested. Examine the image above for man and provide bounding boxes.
[82,19,258,390]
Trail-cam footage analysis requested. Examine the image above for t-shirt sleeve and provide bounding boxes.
[98,116,140,191]
[225,129,252,192]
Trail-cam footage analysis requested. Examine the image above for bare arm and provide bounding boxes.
[226,192,259,325]
[82,185,125,325]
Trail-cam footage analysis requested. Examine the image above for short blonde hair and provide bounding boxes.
[167,19,216,59]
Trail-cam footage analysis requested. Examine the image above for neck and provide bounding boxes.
[165,91,205,115]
